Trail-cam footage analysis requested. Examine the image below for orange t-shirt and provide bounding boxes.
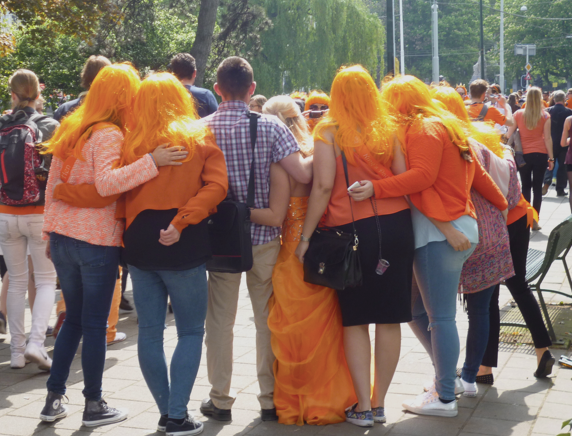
[566,99,572,109]
[513,109,550,154]
[467,103,507,126]
[372,119,507,222]
[324,153,409,228]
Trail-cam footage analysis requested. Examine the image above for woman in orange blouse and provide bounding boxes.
[350,75,507,418]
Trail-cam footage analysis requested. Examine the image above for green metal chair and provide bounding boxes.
[501,214,572,342]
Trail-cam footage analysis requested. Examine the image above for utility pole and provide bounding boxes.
[431,0,439,83]
[387,0,395,75]
[526,45,530,88]
[499,0,504,92]
[480,0,485,80]
[393,0,396,70]
[399,0,405,75]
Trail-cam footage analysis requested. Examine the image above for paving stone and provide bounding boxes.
[462,416,534,435]
[532,417,570,435]
[537,401,572,419]
[0,415,46,435]
[481,388,545,407]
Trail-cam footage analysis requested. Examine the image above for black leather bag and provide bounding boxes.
[206,113,260,273]
[303,151,362,291]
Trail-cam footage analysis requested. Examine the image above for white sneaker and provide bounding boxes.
[403,390,458,417]
[107,332,127,345]
[423,377,465,395]
[10,353,27,369]
[460,378,477,397]
[24,342,52,371]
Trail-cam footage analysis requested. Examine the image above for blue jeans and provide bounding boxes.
[408,240,476,401]
[130,264,208,419]
[46,233,120,400]
[461,285,496,383]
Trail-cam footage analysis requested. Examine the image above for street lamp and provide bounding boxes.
[521,6,527,12]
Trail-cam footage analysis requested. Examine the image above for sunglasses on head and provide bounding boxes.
[310,104,328,111]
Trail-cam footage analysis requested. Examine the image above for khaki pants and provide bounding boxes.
[206,237,280,410]
[55,271,122,343]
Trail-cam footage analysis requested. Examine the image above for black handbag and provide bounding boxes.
[303,151,362,291]
[206,113,260,273]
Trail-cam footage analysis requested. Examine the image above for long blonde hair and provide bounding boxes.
[262,96,313,157]
[9,69,40,111]
[314,65,395,166]
[524,87,544,130]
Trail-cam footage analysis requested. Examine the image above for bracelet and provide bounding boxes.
[148,152,158,167]
[548,158,555,162]
[301,234,311,242]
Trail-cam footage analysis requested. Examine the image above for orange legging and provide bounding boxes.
[56,270,122,343]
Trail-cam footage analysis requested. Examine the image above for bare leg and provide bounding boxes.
[477,365,493,376]
[27,256,36,313]
[344,324,372,412]
[536,347,550,365]
[0,272,7,316]
[371,324,401,408]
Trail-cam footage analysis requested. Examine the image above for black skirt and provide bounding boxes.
[336,209,414,326]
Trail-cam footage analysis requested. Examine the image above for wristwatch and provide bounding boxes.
[548,158,555,162]
[301,234,311,242]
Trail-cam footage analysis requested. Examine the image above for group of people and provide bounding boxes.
[0,51,561,436]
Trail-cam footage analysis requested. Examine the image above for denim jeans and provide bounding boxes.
[46,233,120,400]
[461,285,496,383]
[0,214,57,356]
[130,264,208,419]
[409,240,476,401]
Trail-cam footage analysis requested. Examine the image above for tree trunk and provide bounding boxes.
[191,0,220,87]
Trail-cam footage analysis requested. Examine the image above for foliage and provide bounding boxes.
[558,418,572,436]
[250,0,384,97]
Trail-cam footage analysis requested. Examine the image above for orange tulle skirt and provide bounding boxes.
[268,197,356,426]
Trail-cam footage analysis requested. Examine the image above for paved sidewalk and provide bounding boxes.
[1,188,572,436]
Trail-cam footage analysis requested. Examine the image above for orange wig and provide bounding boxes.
[121,72,210,166]
[43,63,141,160]
[304,90,330,111]
[314,65,395,166]
[431,86,503,158]
[290,91,308,101]
[381,75,469,156]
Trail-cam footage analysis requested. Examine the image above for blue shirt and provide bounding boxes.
[184,85,218,118]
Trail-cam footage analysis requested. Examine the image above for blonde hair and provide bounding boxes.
[43,63,141,160]
[9,69,40,111]
[431,86,503,158]
[524,87,543,130]
[314,65,395,166]
[262,96,313,157]
[121,72,210,165]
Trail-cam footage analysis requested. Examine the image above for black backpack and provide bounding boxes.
[0,110,50,206]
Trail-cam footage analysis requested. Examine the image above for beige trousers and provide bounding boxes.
[206,237,280,410]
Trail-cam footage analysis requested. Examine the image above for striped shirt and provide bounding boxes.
[203,101,300,245]
[43,127,159,246]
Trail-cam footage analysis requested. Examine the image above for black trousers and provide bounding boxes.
[518,152,548,215]
[481,214,552,367]
[543,146,567,191]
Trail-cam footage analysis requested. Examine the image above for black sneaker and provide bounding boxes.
[166,414,204,436]
[200,399,231,421]
[0,311,6,334]
[261,408,278,421]
[119,297,134,312]
[39,391,68,422]
[82,398,128,427]
[557,190,569,197]
[158,414,168,432]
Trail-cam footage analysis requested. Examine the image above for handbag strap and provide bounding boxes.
[247,112,260,208]
[341,150,358,240]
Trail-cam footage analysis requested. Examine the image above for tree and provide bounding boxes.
[191,0,220,87]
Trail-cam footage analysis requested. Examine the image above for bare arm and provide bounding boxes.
[498,96,514,127]
[279,152,313,184]
[294,140,337,263]
[544,118,554,171]
[427,218,472,251]
[561,117,571,148]
[250,163,291,227]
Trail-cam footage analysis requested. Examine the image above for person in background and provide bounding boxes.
[2,69,59,371]
[249,94,267,113]
[561,114,572,212]
[304,90,330,132]
[169,52,218,118]
[290,91,307,113]
[201,56,312,423]
[119,72,228,436]
[542,90,572,197]
[53,56,111,122]
[507,93,521,114]
[40,63,186,428]
[260,95,357,425]
[467,80,514,128]
[455,84,469,101]
[507,87,553,230]
[566,89,572,109]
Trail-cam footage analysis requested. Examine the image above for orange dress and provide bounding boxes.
[269,197,357,426]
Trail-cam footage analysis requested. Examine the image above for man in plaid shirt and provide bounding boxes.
[201,57,312,422]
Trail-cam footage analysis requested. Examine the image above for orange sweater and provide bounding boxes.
[372,119,508,221]
[55,136,228,233]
